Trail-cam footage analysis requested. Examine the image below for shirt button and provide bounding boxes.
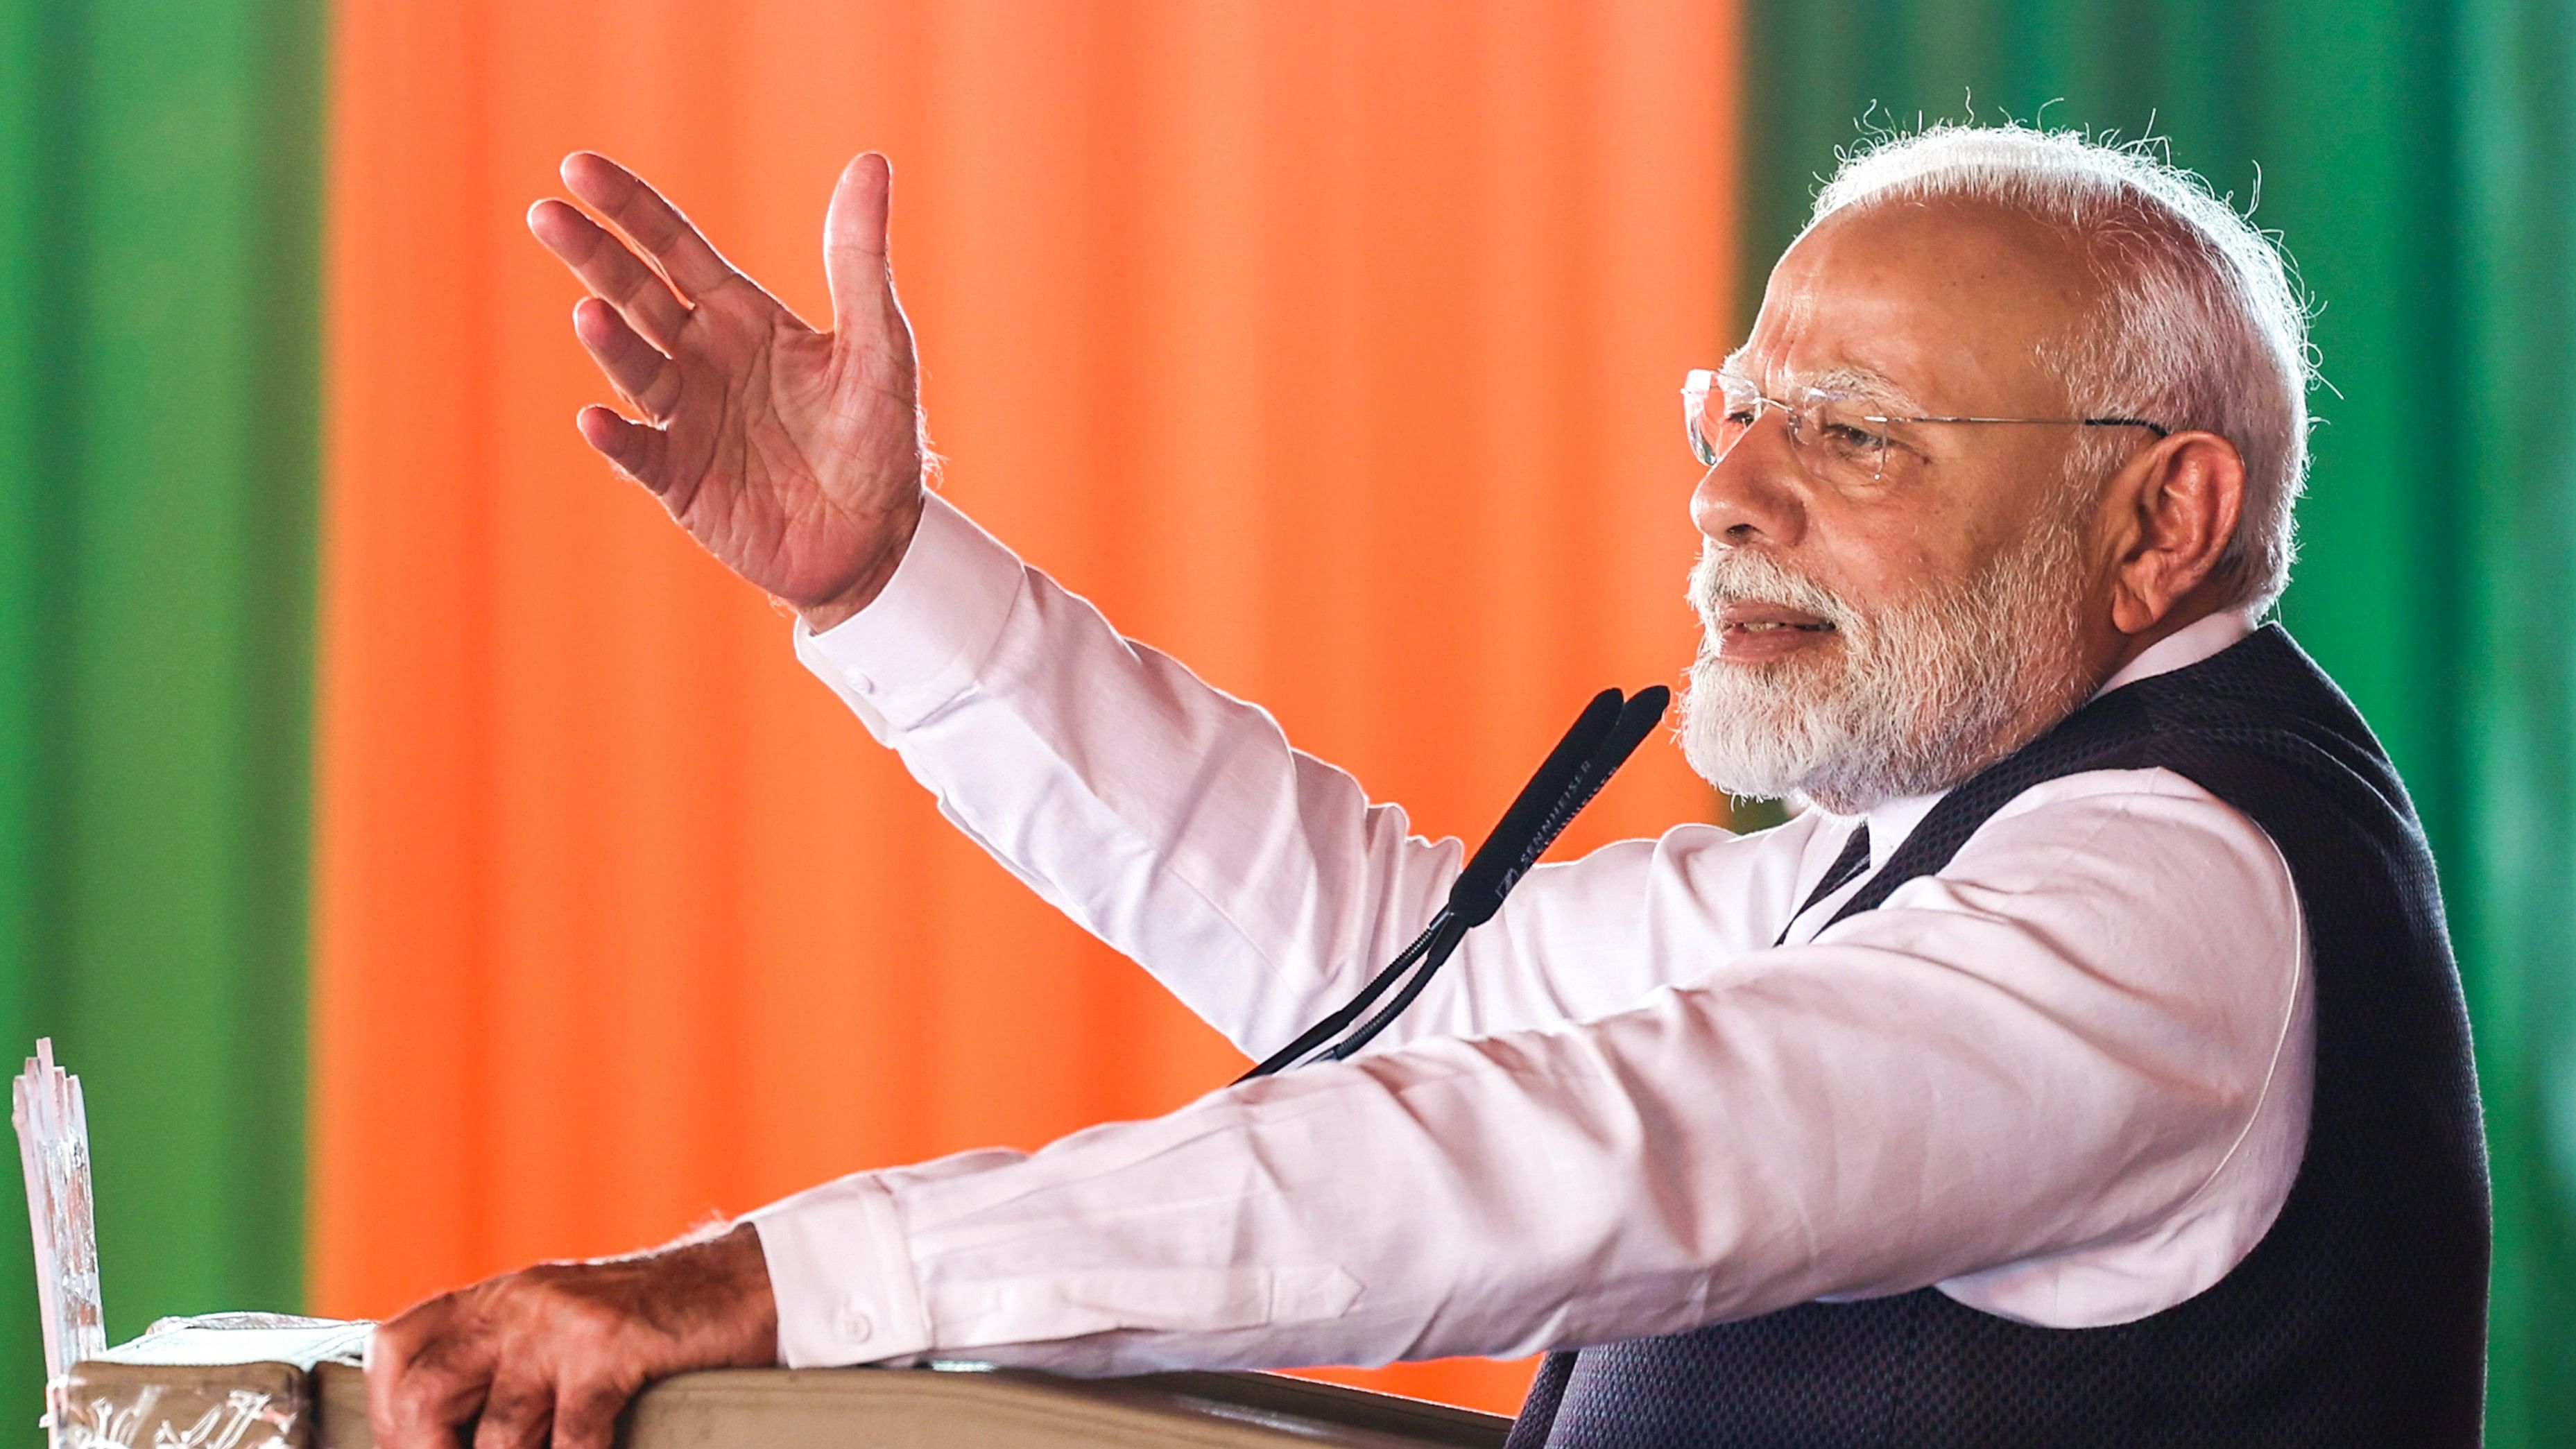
[835,1305,875,1341]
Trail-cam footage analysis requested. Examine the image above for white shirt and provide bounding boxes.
[744,492,2314,1376]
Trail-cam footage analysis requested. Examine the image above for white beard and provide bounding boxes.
[1679,516,2094,814]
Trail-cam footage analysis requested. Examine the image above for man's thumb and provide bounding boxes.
[823,153,893,336]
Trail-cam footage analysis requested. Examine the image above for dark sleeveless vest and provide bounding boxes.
[1507,624,2490,1447]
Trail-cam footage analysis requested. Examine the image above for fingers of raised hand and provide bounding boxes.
[576,406,671,495]
[560,152,736,300]
[572,299,680,420]
[821,153,891,269]
[821,153,904,345]
[528,200,689,350]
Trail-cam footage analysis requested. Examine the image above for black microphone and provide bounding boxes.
[1442,688,1626,927]
[1448,685,1669,927]
[1235,684,1672,1081]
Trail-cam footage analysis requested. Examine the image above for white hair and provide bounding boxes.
[1805,123,2315,614]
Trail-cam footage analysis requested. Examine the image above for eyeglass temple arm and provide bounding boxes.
[1865,413,2171,437]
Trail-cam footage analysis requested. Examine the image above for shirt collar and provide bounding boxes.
[2095,608,2256,696]
[1847,609,2259,871]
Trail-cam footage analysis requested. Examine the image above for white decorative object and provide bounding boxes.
[16,1040,105,1446]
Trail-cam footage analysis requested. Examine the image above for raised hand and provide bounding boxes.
[528,152,925,631]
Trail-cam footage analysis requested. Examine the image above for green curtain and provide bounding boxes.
[1740,1,2576,1439]
[0,0,324,1428]
[2455,0,2576,1439]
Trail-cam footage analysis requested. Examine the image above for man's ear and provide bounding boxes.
[2106,431,2247,635]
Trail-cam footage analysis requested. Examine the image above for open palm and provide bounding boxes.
[528,151,925,628]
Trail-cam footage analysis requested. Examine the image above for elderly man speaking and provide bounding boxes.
[368,125,2490,1446]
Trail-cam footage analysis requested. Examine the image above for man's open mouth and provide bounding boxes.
[1716,602,1838,634]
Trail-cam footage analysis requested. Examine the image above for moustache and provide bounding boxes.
[1691,548,1856,633]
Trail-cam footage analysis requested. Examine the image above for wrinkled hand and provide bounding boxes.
[366,1222,778,1449]
[528,151,926,631]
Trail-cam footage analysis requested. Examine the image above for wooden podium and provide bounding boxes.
[60,1357,1511,1449]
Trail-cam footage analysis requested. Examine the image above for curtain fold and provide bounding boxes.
[2454,0,2576,1434]
[1741,1,2576,1436]
[0,0,327,1422]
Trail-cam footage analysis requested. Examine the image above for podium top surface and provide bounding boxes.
[67,1357,1512,1449]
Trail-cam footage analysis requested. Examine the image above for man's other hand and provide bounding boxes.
[528,152,927,633]
[366,1221,779,1449]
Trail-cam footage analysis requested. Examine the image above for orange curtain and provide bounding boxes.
[314,0,1735,1414]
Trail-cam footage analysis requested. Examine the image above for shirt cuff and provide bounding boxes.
[741,1174,934,1367]
[793,490,1026,737]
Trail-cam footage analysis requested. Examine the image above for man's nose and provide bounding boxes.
[1690,415,1806,547]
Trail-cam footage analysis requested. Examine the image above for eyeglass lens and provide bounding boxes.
[1683,372,1895,483]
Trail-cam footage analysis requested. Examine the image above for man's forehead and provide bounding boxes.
[1733,198,2101,410]
[1718,350,1925,410]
